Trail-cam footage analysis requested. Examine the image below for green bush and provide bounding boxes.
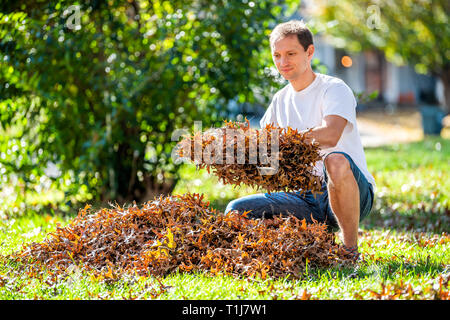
[0,0,297,210]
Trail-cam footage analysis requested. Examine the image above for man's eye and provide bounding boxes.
[289,53,295,56]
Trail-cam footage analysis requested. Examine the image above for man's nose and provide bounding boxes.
[280,56,289,66]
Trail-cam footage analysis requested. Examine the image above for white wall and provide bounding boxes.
[384,62,400,104]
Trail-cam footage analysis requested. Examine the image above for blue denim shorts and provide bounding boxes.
[224,151,374,231]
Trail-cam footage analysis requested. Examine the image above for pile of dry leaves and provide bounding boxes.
[177,119,323,194]
[11,193,353,280]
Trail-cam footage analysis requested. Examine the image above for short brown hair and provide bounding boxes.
[269,20,314,51]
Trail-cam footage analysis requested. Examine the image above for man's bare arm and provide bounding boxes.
[302,115,347,149]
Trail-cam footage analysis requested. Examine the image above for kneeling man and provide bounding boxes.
[225,20,376,259]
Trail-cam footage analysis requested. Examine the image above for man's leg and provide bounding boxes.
[224,189,327,223]
[324,153,360,248]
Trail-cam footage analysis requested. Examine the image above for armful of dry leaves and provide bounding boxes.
[177,119,324,194]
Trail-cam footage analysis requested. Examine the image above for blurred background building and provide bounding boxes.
[299,0,443,110]
[237,1,444,129]
[313,36,441,110]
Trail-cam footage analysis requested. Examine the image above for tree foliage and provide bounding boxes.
[0,0,298,208]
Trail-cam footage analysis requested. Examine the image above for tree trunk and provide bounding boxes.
[139,173,177,203]
[112,143,178,204]
[441,68,450,114]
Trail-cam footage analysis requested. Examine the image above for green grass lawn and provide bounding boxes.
[0,137,448,299]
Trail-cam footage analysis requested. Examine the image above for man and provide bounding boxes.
[224,20,376,259]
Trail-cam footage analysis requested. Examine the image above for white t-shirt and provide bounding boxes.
[260,72,376,189]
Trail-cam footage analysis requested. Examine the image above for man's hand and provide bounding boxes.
[301,115,348,149]
[301,128,316,145]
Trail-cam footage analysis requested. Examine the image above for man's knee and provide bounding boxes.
[225,197,267,219]
[224,200,237,214]
[225,198,248,214]
[324,153,352,182]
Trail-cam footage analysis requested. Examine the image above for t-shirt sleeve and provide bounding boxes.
[259,94,277,128]
[322,82,357,130]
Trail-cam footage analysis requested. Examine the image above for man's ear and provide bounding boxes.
[307,44,314,59]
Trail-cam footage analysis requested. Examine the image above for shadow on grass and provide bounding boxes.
[362,207,450,234]
[303,257,448,283]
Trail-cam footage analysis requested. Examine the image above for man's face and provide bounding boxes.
[271,34,314,81]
